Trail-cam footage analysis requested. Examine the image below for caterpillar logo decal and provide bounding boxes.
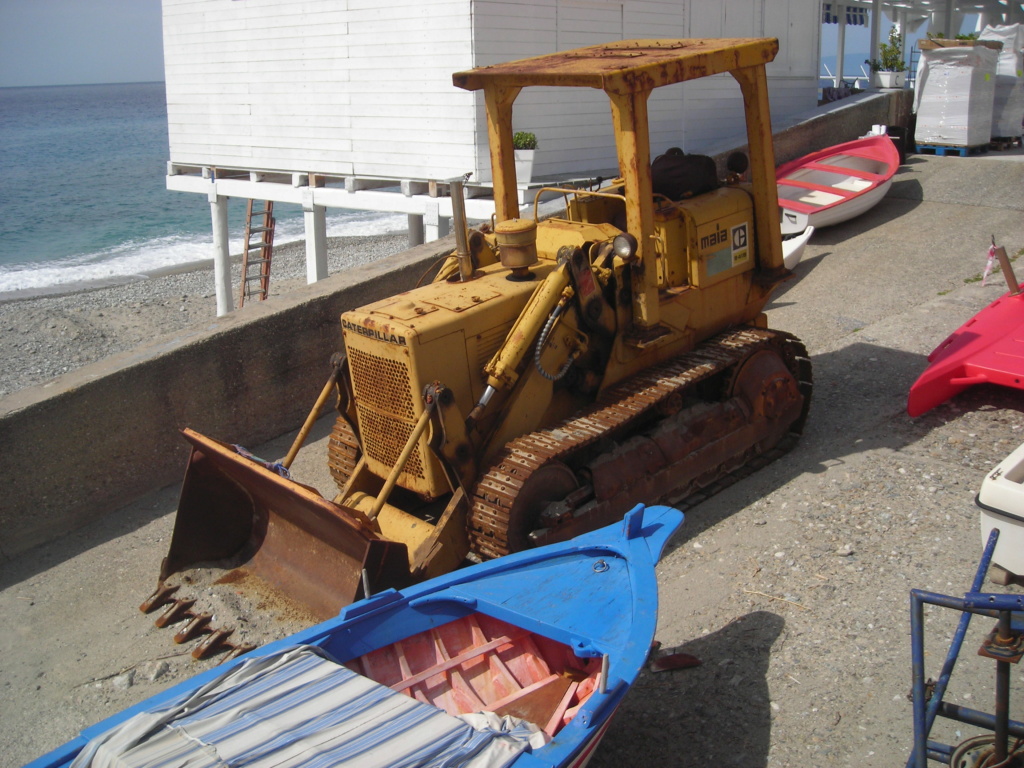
[343,319,407,346]
[701,220,751,278]
[731,222,749,265]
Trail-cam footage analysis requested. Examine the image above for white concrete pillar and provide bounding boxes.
[869,0,881,75]
[897,9,908,72]
[209,193,234,317]
[407,213,425,247]
[836,4,847,86]
[428,199,452,241]
[303,188,328,284]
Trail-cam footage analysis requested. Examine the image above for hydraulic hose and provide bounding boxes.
[534,296,579,381]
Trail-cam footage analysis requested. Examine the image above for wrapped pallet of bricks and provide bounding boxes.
[914,39,1002,147]
[978,24,1024,140]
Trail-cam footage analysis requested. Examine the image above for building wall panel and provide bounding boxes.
[164,0,819,182]
[164,0,477,177]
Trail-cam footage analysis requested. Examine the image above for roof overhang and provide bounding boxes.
[834,0,1024,23]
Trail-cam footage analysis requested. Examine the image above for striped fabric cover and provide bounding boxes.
[70,646,538,768]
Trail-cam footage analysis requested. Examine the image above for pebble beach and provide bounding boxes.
[4,151,1024,767]
[0,232,408,399]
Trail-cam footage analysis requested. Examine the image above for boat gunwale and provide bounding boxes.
[775,135,899,179]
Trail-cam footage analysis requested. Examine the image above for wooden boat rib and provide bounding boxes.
[28,503,683,768]
[351,613,596,736]
[776,134,900,229]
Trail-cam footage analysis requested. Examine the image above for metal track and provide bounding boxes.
[468,327,812,559]
[327,415,361,492]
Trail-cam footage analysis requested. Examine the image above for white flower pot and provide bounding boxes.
[514,149,535,183]
[873,71,906,89]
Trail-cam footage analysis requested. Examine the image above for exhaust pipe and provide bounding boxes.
[450,176,474,281]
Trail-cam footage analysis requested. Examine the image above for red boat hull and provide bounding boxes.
[776,134,900,229]
[908,289,1024,417]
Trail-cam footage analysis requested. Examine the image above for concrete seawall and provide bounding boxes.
[0,241,453,560]
[0,89,912,560]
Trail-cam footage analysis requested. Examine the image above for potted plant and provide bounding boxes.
[513,131,537,183]
[866,26,907,88]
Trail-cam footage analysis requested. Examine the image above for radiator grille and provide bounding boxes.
[356,405,425,480]
[348,347,416,420]
[347,347,424,481]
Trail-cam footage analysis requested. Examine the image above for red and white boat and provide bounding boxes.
[776,134,900,229]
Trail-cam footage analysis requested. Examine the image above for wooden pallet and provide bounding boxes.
[914,143,989,157]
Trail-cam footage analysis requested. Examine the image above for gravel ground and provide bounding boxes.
[0,232,407,399]
[3,152,1024,768]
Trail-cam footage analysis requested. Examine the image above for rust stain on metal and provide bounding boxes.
[192,628,236,660]
[174,613,212,644]
[468,329,810,559]
[139,582,179,613]
[454,38,778,94]
[154,598,195,628]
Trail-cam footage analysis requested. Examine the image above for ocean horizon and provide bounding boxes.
[0,82,403,296]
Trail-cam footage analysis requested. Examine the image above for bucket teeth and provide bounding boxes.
[192,628,235,660]
[154,598,196,628]
[142,585,262,662]
[174,613,212,644]
[140,583,179,614]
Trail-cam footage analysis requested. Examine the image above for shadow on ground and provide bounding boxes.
[590,611,785,768]
[0,416,337,590]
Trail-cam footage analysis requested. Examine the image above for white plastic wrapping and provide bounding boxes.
[914,44,999,146]
[979,24,1024,138]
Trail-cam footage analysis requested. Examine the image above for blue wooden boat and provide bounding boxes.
[28,503,682,768]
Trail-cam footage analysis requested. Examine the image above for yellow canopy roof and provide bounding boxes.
[453,38,779,95]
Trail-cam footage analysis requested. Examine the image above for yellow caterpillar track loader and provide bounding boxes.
[147,39,811,651]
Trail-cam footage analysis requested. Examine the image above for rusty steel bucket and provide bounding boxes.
[161,428,412,621]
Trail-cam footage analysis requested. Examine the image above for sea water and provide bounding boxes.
[0,82,403,296]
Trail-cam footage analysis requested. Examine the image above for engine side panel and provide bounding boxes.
[342,263,556,498]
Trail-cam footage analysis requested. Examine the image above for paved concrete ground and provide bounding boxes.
[2,145,1024,767]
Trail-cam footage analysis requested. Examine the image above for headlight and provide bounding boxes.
[612,232,638,261]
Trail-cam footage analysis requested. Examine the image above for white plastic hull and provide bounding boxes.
[782,226,814,270]
[976,440,1024,577]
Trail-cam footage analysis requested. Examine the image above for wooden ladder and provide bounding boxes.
[239,200,275,307]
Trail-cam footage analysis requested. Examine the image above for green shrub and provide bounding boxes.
[866,26,906,72]
[513,131,538,150]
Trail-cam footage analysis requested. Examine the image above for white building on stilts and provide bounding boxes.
[161,0,1020,315]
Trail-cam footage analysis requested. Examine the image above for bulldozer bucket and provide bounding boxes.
[162,428,412,620]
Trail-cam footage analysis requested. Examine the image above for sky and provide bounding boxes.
[0,0,164,87]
